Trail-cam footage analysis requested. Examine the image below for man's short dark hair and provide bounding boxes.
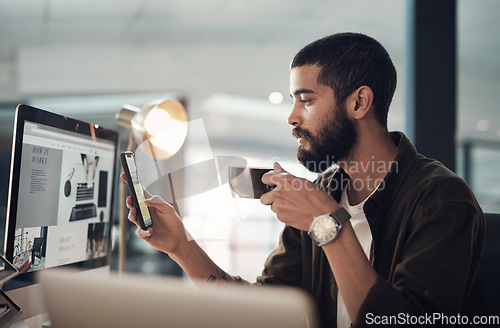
[291,33,397,129]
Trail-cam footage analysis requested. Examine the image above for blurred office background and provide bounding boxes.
[0,0,498,281]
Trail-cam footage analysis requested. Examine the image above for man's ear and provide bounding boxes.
[348,86,374,120]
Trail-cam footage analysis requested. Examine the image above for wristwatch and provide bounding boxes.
[308,208,351,246]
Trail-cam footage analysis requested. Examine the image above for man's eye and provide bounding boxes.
[300,99,312,105]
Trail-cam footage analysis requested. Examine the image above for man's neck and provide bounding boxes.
[339,130,397,206]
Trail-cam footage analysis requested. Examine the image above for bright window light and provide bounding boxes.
[476,120,490,132]
[268,92,283,105]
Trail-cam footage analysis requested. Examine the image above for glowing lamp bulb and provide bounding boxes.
[144,107,173,136]
[142,106,188,158]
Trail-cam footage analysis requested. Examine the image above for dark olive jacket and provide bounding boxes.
[256,132,485,327]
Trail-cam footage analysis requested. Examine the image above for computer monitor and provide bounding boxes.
[2,104,118,319]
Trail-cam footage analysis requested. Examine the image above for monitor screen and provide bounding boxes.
[3,104,118,290]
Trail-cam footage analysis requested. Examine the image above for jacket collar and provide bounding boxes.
[320,131,418,214]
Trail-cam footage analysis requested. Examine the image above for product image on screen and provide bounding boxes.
[122,152,152,229]
[4,104,118,290]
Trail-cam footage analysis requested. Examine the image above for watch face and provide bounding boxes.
[313,216,337,242]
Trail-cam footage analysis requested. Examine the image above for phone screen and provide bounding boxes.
[125,153,152,227]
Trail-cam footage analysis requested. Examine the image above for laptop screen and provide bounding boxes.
[4,104,118,289]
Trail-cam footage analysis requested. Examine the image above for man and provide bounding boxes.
[124,33,485,327]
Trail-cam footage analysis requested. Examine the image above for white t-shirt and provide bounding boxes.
[336,187,375,328]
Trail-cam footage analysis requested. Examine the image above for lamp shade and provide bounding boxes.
[116,98,188,160]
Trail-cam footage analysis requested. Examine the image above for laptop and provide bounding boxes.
[40,268,319,328]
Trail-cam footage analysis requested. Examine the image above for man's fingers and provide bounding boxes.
[144,196,176,214]
[262,170,285,186]
[262,171,275,186]
[127,206,138,225]
[135,227,152,239]
[120,172,127,183]
[262,163,291,187]
[260,190,274,206]
[273,162,284,172]
[126,196,133,209]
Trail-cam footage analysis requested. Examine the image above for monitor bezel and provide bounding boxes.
[3,104,119,291]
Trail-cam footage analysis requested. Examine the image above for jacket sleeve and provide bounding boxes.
[355,201,485,327]
[255,225,304,287]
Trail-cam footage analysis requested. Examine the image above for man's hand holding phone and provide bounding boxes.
[120,172,191,257]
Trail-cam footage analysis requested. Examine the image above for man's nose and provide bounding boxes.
[287,102,302,126]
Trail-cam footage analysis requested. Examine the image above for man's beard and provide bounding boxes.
[292,104,357,173]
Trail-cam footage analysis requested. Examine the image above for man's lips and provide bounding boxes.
[292,127,311,146]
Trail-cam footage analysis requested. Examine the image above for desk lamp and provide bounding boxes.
[116,98,188,273]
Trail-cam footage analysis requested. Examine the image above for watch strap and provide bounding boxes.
[331,207,351,225]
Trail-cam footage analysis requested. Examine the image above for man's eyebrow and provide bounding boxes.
[290,88,315,97]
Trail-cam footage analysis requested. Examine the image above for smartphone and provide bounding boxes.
[120,151,152,230]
